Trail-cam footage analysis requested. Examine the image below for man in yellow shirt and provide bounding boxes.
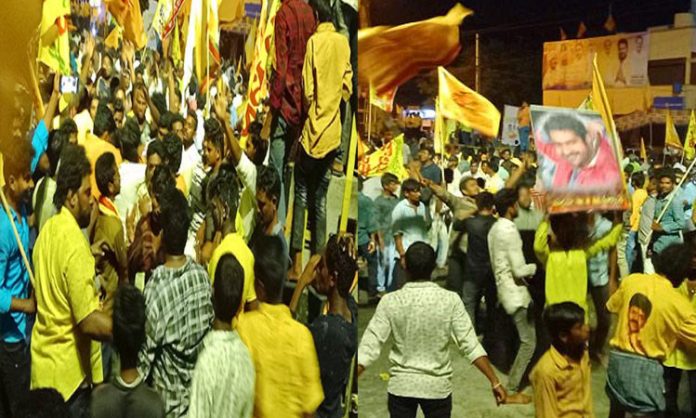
[531,302,592,418]
[606,243,696,417]
[237,235,324,417]
[206,168,259,316]
[627,172,649,273]
[290,0,353,277]
[83,103,122,199]
[32,144,112,416]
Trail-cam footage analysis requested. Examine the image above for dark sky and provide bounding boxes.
[368,0,692,106]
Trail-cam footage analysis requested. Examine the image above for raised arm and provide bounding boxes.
[586,222,622,258]
[212,94,243,165]
[534,219,551,266]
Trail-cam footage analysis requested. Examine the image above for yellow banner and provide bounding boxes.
[39,0,72,75]
[685,110,696,160]
[665,110,683,152]
[357,134,408,179]
[640,137,648,163]
[438,66,500,138]
[240,0,281,145]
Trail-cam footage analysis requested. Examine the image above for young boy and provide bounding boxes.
[391,178,430,290]
[91,285,165,418]
[530,302,592,418]
[373,172,400,293]
[188,254,255,418]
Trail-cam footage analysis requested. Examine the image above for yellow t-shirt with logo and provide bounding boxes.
[607,273,696,362]
[665,281,696,370]
[31,209,103,400]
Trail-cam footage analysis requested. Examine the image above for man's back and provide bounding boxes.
[358,282,486,399]
[91,375,165,418]
[138,259,213,418]
[237,302,324,418]
[461,214,496,271]
[374,194,398,244]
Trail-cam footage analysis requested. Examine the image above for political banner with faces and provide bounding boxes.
[543,32,649,90]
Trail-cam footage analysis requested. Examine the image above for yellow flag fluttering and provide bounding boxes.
[685,110,696,160]
[640,137,648,163]
[665,111,683,153]
[359,4,472,98]
[592,54,624,160]
[104,26,122,50]
[357,134,409,179]
[106,0,147,50]
[39,0,72,75]
[437,66,501,138]
[369,84,397,113]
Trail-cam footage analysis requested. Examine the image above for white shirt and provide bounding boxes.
[487,217,535,315]
[236,153,258,242]
[114,161,146,239]
[358,281,486,399]
[447,169,463,198]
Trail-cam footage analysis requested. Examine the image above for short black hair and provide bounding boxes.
[112,285,146,368]
[204,118,225,153]
[653,243,693,287]
[475,191,495,211]
[324,234,358,297]
[93,102,116,137]
[404,242,436,281]
[256,165,281,202]
[494,188,519,216]
[112,98,125,115]
[631,171,646,188]
[253,235,286,303]
[1,136,34,181]
[459,176,477,191]
[214,254,245,323]
[482,159,499,172]
[150,164,176,198]
[401,178,421,194]
[159,111,176,131]
[123,116,142,139]
[544,302,585,348]
[118,126,141,163]
[185,112,198,130]
[381,172,399,189]
[95,152,117,197]
[476,177,486,190]
[208,165,240,222]
[309,0,333,22]
[159,188,191,255]
[618,38,628,47]
[14,388,68,418]
[131,82,148,100]
[150,92,167,116]
[162,132,183,173]
[248,121,268,165]
[47,128,69,177]
[543,113,587,142]
[147,137,167,161]
[657,167,676,183]
[54,144,91,209]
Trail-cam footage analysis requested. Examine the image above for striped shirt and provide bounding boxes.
[138,258,214,418]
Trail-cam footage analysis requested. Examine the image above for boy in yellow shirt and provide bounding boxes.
[530,302,592,418]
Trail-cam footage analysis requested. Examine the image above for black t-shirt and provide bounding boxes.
[454,214,497,273]
[91,376,165,418]
[309,296,358,418]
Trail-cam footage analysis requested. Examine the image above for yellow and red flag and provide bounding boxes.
[685,110,696,160]
[106,0,147,50]
[640,137,648,163]
[357,134,409,179]
[358,4,471,98]
[437,66,500,138]
[39,0,72,75]
[369,84,397,113]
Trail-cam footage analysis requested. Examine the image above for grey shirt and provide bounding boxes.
[639,195,657,246]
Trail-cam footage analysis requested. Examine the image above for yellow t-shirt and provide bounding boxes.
[530,347,593,418]
[630,188,648,232]
[664,281,696,370]
[83,133,123,199]
[237,303,324,418]
[607,273,696,361]
[208,232,257,315]
[31,209,103,400]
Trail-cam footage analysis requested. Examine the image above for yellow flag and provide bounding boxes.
[39,0,71,75]
[640,137,648,163]
[438,66,500,138]
[104,26,122,50]
[369,84,396,113]
[592,54,623,160]
[685,110,696,160]
[665,111,683,153]
[0,153,4,188]
[358,134,409,179]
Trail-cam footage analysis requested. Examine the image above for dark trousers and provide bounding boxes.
[358,243,378,296]
[388,393,452,418]
[290,148,334,255]
[664,366,696,418]
[461,267,496,335]
[589,285,611,358]
[67,387,91,418]
[0,341,30,418]
[445,251,466,297]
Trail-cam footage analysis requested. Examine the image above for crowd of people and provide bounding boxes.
[357,122,696,418]
[0,0,360,417]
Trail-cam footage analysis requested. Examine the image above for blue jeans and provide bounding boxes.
[518,126,530,151]
[377,242,396,292]
[269,115,297,227]
[626,231,637,273]
[290,147,334,255]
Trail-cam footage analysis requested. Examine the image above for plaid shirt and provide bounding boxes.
[270,0,316,126]
[138,258,214,418]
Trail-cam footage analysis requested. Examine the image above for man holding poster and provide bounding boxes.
[533,107,623,206]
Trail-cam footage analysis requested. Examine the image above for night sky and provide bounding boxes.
[367,0,692,107]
